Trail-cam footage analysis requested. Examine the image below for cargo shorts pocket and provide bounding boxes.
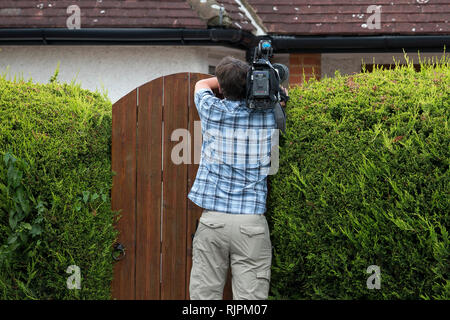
[192,216,226,266]
[239,225,265,237]
[194,216,225,240]
[254,269,271,300]
[239,225,267,260]
[199,217,226,230]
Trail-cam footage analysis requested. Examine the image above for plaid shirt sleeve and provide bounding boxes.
[194,88,221,119]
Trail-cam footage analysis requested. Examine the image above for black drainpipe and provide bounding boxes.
[0,28,448,54]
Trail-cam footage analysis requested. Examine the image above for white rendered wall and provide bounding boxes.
[0,45,214,103]
[4,45,444,103]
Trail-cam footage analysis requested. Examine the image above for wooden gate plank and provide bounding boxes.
[185,73,208,299]
[111,90,137,300]
[161,73,189,299]
[136,78,163,299]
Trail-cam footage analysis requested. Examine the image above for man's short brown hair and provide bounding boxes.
[215,56,249,101]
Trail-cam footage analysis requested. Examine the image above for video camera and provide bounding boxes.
[246,40,289,110]
[246,39,289,132]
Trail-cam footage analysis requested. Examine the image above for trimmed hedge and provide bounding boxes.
[268,54,449,299]
[1,54,448,300]
[0,70,117,299]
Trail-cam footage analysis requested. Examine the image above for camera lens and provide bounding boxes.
[273,63,289,83]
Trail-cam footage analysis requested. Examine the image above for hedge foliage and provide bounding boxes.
[1,54,448,300]
[268,53,449,299]
[0,69,117,299]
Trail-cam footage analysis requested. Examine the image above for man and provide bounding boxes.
[188,56,286,300]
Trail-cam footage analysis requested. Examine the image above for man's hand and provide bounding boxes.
[195,77,220,94]
[280,86,289,107]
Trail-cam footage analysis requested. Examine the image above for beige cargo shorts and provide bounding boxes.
[189,209,272,300]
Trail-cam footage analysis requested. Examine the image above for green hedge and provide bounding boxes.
[0,70,117,299]
[1,54,448,300]
[268,54,449,299]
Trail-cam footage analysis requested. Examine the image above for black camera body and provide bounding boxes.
[246,40,289,110]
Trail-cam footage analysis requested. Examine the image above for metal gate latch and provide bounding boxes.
[112,242,126,261]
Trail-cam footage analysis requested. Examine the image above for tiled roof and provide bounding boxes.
[0,0,448,35]
[0,0,205,28]
[0,0,254,31]
[246,0,450,35]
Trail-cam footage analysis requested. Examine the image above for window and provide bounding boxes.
[208,65,216,75]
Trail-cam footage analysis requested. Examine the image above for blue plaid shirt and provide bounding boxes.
[188,89,277,214]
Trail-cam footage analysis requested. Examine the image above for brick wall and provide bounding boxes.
[289,53,321,86]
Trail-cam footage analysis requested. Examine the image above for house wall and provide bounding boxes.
[0,45,212,103]
[321,51,449,78]
[0,45,291,103]
[289,53,322,85]
[1,45,446,104]
[288,51,448,85]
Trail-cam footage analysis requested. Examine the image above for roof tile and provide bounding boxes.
[246,0,450,34]
[0,0,207,28]
[0,0,448,35]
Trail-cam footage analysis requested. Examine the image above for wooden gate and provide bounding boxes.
[111,72,232,300]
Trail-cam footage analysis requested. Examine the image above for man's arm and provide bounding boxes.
[195,77,220,94]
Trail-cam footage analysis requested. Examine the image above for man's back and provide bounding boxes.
[188,56,282,300]
[188,88,276,214]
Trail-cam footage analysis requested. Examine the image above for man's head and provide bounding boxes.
[215,56,249,101]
